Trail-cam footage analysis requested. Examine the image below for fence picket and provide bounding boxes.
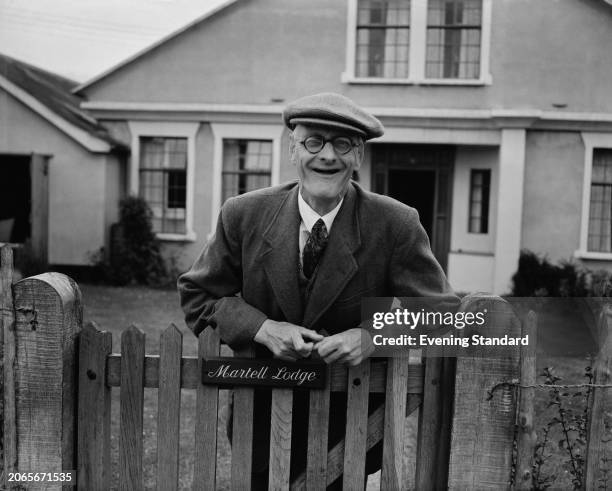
[306,382,331,489]
[119,325,146,491]
[342,362,371,490]
[78,323,112,490]
[584,307,612,489]
[381,357,410,491]
[157,324,182,491]
[515,311,537,490]
[193,327,221,491]
[269,389,293,490]
[231,346,256,490]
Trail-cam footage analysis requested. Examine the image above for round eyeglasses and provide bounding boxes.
[299,135,358,155]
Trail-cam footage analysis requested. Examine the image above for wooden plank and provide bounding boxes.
[447,296,521,490]
[231,346,255,490]
[584,307,612,490]
[342,362,370,490]
[305,383,331,489]
[1,246,17,487]
[268,389,293,490]
[78,322,112,491]
[515,311,537,490]
[119,326,145,491]
[105,356,423,393]
[381,358,410,491]
[11,273,82,484]
[193,328,221,491]
[157,324,182,491]
[415,355,457,490]
[291,395,422,489]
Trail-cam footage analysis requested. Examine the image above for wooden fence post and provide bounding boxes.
[584,307,612,489]
[9,271,81,488]
[447,295,521,490]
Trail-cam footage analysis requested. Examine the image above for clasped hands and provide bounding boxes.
[253,319,374,366]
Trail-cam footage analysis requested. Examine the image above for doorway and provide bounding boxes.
[372,144,454,271]
[0,154,31,243]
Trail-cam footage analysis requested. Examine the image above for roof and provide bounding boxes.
[0,53,126,153]
[73,0,237,94]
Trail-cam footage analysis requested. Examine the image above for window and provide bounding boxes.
[468,169,490,233]
[128,121,198,241]
[139,137,187,234]
[587,149,612,252]
[344,0,491,84]
[426,0,482,79]
[222,139,272,203]
[356,0,411,78]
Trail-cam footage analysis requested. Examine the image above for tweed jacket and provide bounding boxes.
[178,180,455,349]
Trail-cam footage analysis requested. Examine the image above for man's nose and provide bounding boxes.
[318,141,337,161]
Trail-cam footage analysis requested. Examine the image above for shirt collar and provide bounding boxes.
[298,191,343,233]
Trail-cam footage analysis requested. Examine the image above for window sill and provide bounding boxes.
[574,250,612,261]
[341,72,492,86]
[157,232,197,242]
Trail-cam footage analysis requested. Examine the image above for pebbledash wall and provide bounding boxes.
[0,90,124,265]
[76,0,612,294]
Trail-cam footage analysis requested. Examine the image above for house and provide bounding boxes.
[74,0,612,293]
[0,54,127,267]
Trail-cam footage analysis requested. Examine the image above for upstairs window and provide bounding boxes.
[426,0,482,79]
[345,0,491,84]
[356,0,411,78]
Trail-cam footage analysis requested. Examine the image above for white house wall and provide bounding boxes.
[1,90,113,265]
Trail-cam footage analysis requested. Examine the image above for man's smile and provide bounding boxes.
[312,168,342,175]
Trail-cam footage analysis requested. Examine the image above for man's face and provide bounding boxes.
[290,124,363,215]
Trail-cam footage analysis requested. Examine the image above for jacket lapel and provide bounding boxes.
[261,185,303,324]
[303,184,361,329]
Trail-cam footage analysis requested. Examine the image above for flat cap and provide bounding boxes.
[283,92,384,140]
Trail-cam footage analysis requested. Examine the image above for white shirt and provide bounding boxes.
[298,191,343,263]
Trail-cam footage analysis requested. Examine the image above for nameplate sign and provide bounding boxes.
[201,357,327,389]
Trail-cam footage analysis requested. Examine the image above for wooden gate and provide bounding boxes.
[2,246,610,490]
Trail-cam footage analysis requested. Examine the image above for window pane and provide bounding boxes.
[426,0,482,79]
[468,169,490,233]
[356,0,410,79]
[588,149,612,251]
[139,136,188,234]
[222,139,273,202]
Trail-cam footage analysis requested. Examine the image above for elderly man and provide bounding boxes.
[178,92,455,489]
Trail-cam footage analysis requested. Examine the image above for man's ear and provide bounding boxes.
[354,139,365,169]
[288,133,296,163]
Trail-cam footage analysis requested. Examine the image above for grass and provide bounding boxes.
[79,284,598,490]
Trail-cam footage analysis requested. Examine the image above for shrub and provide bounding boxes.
[97,196,167,286]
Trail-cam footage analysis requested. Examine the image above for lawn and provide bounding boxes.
[80,284,596,490]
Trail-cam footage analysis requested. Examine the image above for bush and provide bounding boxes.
[511,251,590,297]
[96,196,167,286]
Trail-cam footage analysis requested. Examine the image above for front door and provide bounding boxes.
[372,144,454,271]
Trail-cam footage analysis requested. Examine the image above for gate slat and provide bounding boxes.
[231,346,255,490]
[157,324,182,491]
[269,389,293,490]
[193,327,221,491]
[305,383,331,489]
[77,323,112,491]
[342,362,370,490]
[119,326,146,491]
[381,357,410,491]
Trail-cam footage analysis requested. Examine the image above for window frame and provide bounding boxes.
[210,123,283,236]
[128,121,199,241]
[577,133,612,260]
[343,0,492,85]
[468,168,491,234]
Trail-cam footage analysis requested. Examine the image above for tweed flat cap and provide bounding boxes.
[283,92,384,140]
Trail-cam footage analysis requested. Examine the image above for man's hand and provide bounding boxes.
[314,328,375,366]
[254,319,324,361]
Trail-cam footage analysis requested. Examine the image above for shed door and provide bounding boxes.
[30,154,49,263]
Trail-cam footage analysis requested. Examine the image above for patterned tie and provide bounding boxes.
[302,218,329,279]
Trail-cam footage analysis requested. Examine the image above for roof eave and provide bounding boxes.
[0,75,114,153]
